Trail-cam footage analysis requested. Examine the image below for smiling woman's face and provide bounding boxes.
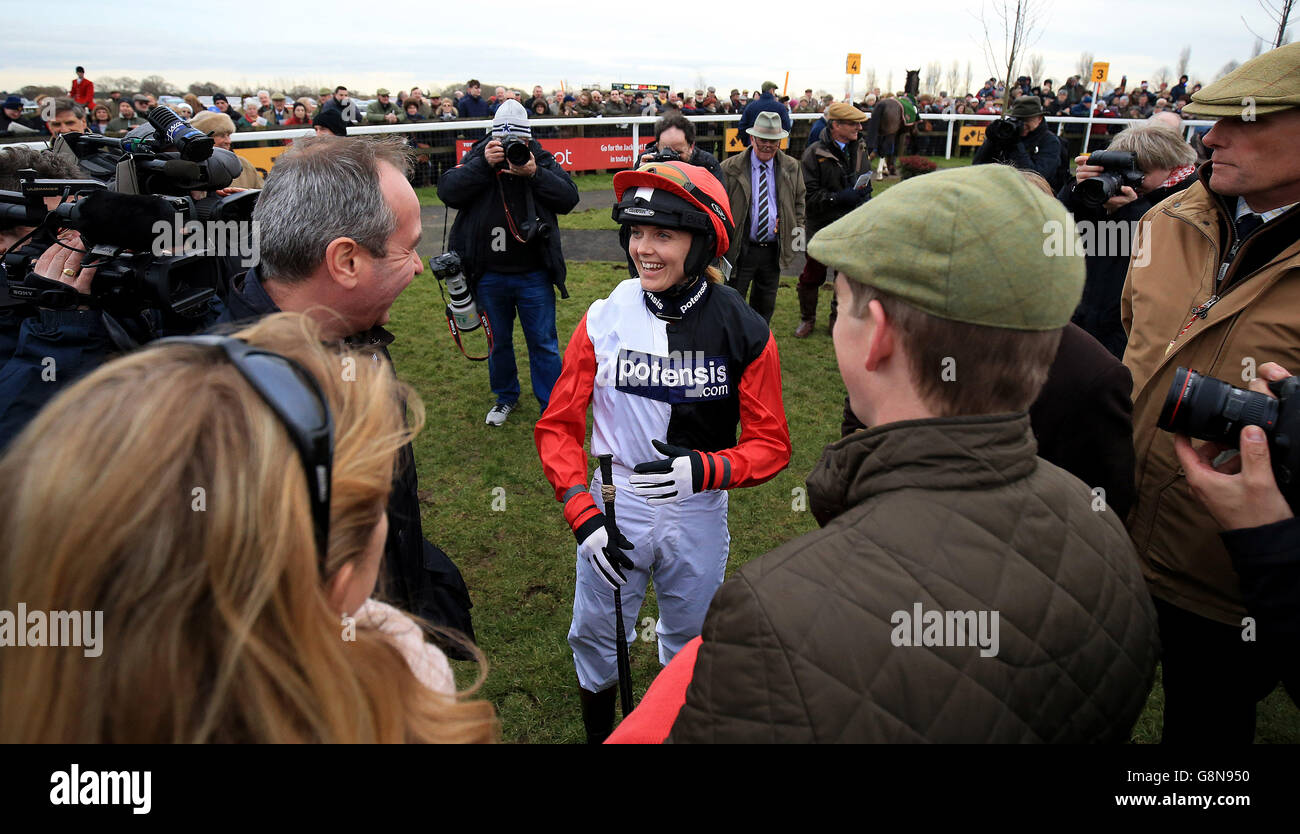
[627,224,691,293]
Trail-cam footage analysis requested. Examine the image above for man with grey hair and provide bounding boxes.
[219,135,478,654]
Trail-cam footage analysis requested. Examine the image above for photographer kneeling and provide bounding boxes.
[1058,123,1198,359]
[972,95,1066,189]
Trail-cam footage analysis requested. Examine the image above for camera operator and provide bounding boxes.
[972,95,1066,189]
[1122,42,1300,743]
[634,112,725,184]
[0,147,85,359]
[437,99,578,427]
[1058,123,1197,359]
[1,95,40,136]
[1173,361,1298,701]
[219,134,478,656]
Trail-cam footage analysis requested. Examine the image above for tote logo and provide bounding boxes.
[614,349,730,402]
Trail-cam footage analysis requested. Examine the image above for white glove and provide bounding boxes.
[629,440,705,505]
[578,521,635,590]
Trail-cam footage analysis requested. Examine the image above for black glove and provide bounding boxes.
[835,186,867,205]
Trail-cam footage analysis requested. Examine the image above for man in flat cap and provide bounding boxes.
[972,94,1066,189]
[1121,41,1300,743]
[666,165,1158,743]
[366,88,403,124]
[794,101,871,338]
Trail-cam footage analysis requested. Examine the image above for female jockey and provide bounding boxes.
[534,160,791,742]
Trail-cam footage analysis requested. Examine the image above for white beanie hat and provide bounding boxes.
[490,99,531,138]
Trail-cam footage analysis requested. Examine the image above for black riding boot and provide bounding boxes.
[578,686,617,744]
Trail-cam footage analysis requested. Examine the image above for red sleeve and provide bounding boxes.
[701,333,791,490]
[535,312,597,515]
[605,636,701,744]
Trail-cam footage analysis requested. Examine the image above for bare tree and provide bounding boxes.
[974,0,1047,106]
[1076,51,1095,81]
[1025,53,1045,86]
[187,81,222,97]
[1176,45,1192,79]
[964,60,973,97]
[864,66,878,94]
[947,60,961,95]
[925,61,942,94]
[1216,59,1242,79]
[886,69,894,93]
[1152,66,1171,87]
[1243,0,1295,48]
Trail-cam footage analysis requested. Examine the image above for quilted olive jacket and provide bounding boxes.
[668,413,1158,743]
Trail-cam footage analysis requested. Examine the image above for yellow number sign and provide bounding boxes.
[1091,61,1109,84]
[847,53,861,75]
[958,125,986,147]
[725,128,790,153]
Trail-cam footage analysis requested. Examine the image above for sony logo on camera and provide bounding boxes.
[614,348,730,403]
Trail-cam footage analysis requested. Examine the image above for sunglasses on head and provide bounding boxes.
[154,335,335,567]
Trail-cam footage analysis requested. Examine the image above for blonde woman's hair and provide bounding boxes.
[1105,123,1196,171]
[0,313,496,743]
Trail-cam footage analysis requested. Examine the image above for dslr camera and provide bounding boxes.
[986,115,1025,144]
[651,146,683,163]
[496,134,532,168]
[1158,367,1300,500]
[1075,150,1145,209]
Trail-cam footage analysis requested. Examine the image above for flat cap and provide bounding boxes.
[808,165,1084,331]
[271,92,285,100]
[376,88,390,96]
[826,101,867,122]
[1184,41,1300,117]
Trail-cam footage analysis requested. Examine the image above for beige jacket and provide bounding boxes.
[1122,168,1300,624]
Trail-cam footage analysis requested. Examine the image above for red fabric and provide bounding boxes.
[70,79,94,106]
[535,312,596,502]
[715,333,792,489]
[605,636,702,744]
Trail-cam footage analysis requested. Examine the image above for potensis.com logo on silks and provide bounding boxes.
[613,349,731,403]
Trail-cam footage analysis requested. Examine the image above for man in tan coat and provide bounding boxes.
[1121,41,1300,742]
[719,111,806,323]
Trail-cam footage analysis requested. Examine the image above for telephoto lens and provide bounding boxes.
[429,253,481,332]
[1157,367,1279,445]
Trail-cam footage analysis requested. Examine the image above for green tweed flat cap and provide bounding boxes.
[807,164,1084,331]
[1183,41,1300,118]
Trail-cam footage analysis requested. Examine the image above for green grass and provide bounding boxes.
[559,207,619,230]
[414,170,616,208]
[389,160,1300,744]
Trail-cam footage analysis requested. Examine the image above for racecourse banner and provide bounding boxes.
[456,136,653,171]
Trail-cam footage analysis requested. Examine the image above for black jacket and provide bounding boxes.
[800,136,871,237]
[219,268,477,657]
[841,323,1136,518]
[1057,170,1197,359]
[973,119,1065,190]
[437,135,578,296]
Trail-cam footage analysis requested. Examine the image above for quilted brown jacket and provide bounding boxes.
[668,413,1158,743]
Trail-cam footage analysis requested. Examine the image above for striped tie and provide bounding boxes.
[755,161,771,242]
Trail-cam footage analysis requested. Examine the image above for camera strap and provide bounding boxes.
[495,171,540,244]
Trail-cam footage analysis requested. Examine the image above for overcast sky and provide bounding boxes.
[5,0,1282,96]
